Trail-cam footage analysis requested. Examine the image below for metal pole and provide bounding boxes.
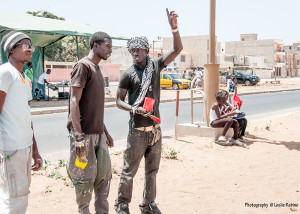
[203,0,220,123]
[209,0,216,64]
[175,90,180,139]
[191,90,193,124]
[76,36,80,61]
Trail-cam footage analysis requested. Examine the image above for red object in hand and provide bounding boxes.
[149,115,161,123]
[233,93,242,107]
[143,97,155,113]
[143,97,161,123]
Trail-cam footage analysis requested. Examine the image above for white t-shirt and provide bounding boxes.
[0,62,33,151]
[196,70,203,78]
[37,72,47,84]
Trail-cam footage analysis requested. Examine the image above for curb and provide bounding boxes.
[31,87,300,116]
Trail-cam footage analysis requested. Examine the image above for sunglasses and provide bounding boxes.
[15,43,35,52]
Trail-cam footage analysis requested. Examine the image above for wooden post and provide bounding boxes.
[175,90,180,139]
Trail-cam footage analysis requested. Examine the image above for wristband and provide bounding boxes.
[172,28,178,33]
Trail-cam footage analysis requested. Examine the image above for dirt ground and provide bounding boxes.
[27,109,300,214]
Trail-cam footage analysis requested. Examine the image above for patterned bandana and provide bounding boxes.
[127,37,154,115]
[127,36,149,52]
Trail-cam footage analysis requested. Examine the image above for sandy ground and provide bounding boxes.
[27,109,300,214]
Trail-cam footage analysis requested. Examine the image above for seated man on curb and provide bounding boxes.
[210,91,242,146]
[222,88,248,142]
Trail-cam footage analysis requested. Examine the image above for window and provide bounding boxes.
[225,57,233,62]
[163,74,169,79]
[297,60,300,66]
[53,65,67,69]
[181,55,186,62]
[45,65,51,68]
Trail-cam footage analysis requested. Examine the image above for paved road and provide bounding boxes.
[33,91,300,155]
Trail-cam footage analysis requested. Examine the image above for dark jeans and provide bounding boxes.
[37,83,46,100]
[116,128,162,206]
[237,118,247,137]
[211,118,239,140]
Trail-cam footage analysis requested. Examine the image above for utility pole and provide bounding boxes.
[203,0,220,123]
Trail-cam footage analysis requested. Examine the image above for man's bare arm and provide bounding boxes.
[163,8,183,66]
[31,122,43,171]
[103,124,114,147]
[70,86,83,136]
[0,90,6,114]
[116,87,149,116]
[116,87,132,112]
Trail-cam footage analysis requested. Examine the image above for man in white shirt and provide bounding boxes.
[36,69,51,101]
[0,31,43,214]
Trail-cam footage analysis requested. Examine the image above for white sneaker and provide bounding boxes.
[232,139,243,146]
[218,136,226,142]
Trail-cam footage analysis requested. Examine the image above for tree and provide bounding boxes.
[26,10,65,20]
[27,11,89,61]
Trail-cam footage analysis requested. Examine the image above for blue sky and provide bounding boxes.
[1,0,300,44]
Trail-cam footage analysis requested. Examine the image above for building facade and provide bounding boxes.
[225,34,286,77]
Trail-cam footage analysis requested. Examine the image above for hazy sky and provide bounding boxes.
[1,0,300,44]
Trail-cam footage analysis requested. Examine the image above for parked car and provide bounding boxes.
[234,70,260,86]
[160,73,191,90]
[219,70,260,86]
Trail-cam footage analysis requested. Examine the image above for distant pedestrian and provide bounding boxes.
[227,66,233,76]
[227,75,234,92]
[0,31,43,214]
[24,62,33,82]
[36,69,51,101]
[25,62,34,96]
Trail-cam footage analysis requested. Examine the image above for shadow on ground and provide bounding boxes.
[245,134,300,151]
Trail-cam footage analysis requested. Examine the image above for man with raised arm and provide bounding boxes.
[114,9,183,214]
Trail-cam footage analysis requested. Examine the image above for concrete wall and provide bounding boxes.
[100,46,132,72]
[45,61,121,82]
[163,35,211,68]
[240,34,258,41]
[245,56,269,69]
[225,39,276,66]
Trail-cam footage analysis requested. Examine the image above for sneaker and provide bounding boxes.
[218,135,226,142]
[114,203,130,214]
[231,139,243,146]
[215,141,233,146]
[139,202,162,214]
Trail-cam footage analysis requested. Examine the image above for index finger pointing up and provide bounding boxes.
[166,8,170,16]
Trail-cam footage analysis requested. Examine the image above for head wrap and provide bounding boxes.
[0,31,31,58]
[127,36,150,52]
